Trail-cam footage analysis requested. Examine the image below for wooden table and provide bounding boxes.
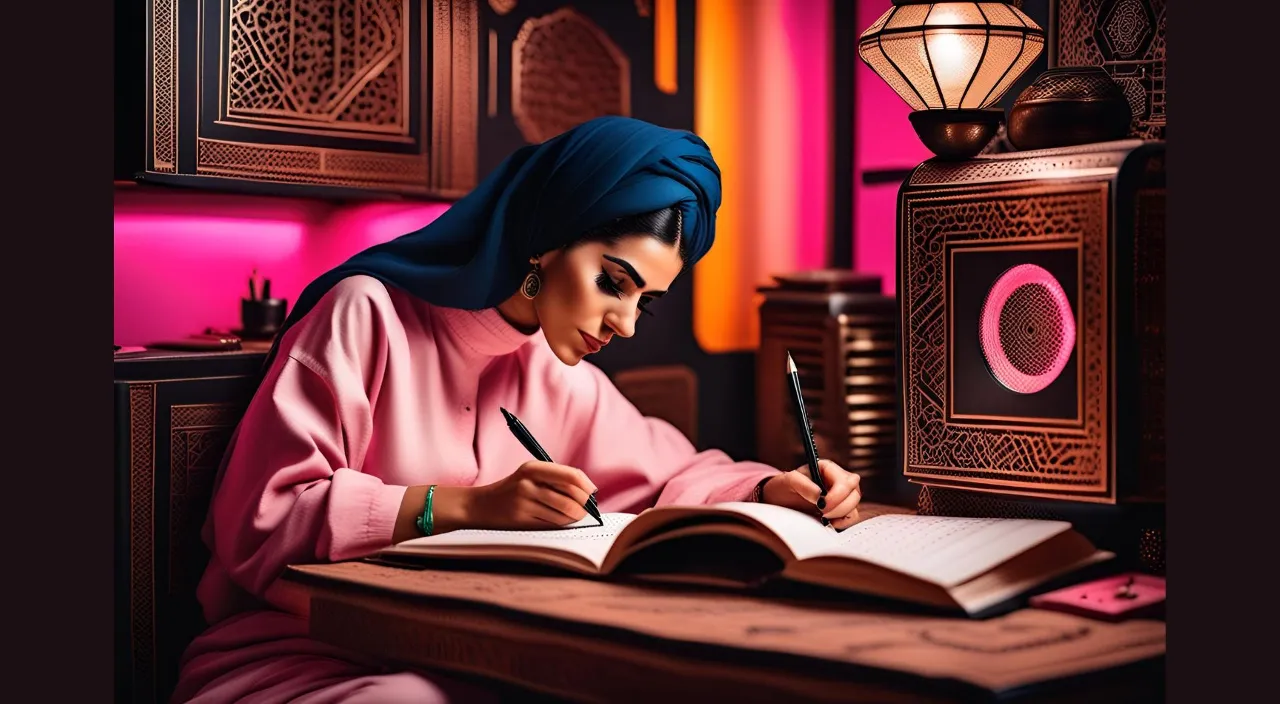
[283,561,1165,703]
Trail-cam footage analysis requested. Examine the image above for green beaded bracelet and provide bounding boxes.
[415,485,437,536]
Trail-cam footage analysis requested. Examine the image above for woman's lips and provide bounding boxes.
[580,331,604,353]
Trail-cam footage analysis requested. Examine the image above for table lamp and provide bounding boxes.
[858,1,1045,159]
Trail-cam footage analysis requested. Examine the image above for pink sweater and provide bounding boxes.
[194,274,779,626]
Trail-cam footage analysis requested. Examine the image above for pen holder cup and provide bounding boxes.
[240,298,288,340]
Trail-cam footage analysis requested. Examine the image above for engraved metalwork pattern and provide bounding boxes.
[903,185,1109,496]
[1101,0,1150,57]
[128,384,157,699]
[512,8,631,144]
[225,0,408,135]
[998,286,1070,378]
[152,0,178,171]
[1052,0,1165,140]
[197,138,427,188]
[185,0,479,198]
[917,485,1067,521]
[1016,69,1124,102]
[909,140,1139,186]
[169,404,241,588]
[999,285,1067,376]
[520,270,541,298]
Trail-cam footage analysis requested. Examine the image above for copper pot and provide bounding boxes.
[1007,67,1133,151]
[908,108,1004,161]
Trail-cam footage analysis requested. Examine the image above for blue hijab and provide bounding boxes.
[263,116,721,371]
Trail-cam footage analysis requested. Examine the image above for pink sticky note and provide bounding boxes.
[1029,572,1165,622]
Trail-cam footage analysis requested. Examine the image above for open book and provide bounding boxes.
[378,502,1112,615]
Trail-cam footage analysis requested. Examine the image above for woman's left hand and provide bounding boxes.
[759,460,862,530]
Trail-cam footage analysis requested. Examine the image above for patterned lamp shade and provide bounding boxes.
[859,1,1045,110]
[858,1,1046,159]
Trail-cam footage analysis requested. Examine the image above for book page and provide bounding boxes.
[806,515,1073,587]
[696,502,839,558]
[385,513,637,570]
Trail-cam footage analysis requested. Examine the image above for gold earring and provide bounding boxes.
[521,261,542,299]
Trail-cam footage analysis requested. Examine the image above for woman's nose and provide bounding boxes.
[605,308,637,338]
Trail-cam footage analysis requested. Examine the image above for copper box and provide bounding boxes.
[897,139,1165,504]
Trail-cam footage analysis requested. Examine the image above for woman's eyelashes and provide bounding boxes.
[595,269,654,316]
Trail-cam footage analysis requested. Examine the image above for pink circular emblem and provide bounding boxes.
[979,264,1076,394]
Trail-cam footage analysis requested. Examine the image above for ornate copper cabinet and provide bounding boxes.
[897,139,1165,505]
[895,139,1166,574]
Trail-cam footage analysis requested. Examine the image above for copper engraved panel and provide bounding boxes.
[151,0,179,171]
[1051,0,1166,140]
[901,183,1113,500]
[169,404,241,589]
[909,140,1143,187]
[148,0,480,197]
[128,384,157,698]
[223,0,410,138]
[512,7,631,144]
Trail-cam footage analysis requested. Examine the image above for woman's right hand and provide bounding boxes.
[466,460,598,531]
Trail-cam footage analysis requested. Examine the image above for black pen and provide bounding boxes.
[786,352,830,523]
[500,407,602,525]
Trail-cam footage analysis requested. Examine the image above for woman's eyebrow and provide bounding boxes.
[603,254,646,289]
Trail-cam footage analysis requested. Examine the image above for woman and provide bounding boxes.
[173,117,862,703]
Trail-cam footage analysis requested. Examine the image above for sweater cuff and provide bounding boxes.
[366,480,408,547]
[710,464,781,504]
[328,468,408,561]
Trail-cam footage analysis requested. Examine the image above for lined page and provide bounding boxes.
[807,515,1072,587]
[388,513,637,569]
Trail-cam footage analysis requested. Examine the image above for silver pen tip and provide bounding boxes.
[786,351,797,374]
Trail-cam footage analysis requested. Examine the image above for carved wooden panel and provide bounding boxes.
[476,0,695,180]
[512,7,630,145]
[138,0,478,198]
[126,383,157,703]
[223,0,408,135]
[169,404,240,590]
